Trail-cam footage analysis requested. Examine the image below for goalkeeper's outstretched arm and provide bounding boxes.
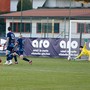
[75,52,83,59]
[83,42,87,49]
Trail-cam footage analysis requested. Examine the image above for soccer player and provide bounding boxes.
[4,26,18,65]
[75,42,90,61]
[13,34,32,64]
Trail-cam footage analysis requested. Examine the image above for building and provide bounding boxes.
[10,0,19,12]
[0,0,19,12]
[0,0,10,12]
[0,0,19,37]
[33,0,90,9]
[0,0,90,38]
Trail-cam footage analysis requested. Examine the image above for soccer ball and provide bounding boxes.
[0,59,2,63]
[0,44,2,47]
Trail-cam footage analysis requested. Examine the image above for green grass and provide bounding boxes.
[0,56,90,90]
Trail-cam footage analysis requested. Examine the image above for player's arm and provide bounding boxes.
[14,39,19,48]
[83,42,86,49]
[5,37,9,47]
[14,41,18,48]
[75,51,83,59]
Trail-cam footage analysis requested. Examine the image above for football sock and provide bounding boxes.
[23,58,30,62]
[14,56,18,62]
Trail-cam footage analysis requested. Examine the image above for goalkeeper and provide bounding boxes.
[75,42,90,61]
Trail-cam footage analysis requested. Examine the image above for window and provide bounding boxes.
[37,23,59,33]
[54,23,59,33]
[37,23,41,33]
[86,24,90,33]
[43,23,52,33]
[77,23,84,33]
[17,23,21,32]
[77,23,90,33]
[10,22,32,33]
[10,23,17,32]
[25,23,32,32]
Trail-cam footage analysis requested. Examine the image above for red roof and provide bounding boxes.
[1,8,90,17]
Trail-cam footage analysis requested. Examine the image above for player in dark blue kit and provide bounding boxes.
[5,26,18,65]
[14,34,32,64]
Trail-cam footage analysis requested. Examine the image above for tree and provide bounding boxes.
[17,0,32,11]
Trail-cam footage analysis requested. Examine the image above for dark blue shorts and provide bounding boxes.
[7,46,14,52]
[16,50,23,56]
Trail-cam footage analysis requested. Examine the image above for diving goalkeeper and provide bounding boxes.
[75,42,90,61]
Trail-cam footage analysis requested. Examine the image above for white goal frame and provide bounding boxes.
[68,20,90,60]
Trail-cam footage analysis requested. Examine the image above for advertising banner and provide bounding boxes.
[1,38,90,58]
[24,38,81,57]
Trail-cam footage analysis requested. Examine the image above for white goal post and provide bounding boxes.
[68,20,90,60]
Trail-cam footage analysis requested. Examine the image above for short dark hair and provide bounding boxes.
[80,46,83,48]
[8,27,11,31]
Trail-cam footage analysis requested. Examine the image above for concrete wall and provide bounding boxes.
[33,0,46,9]
[10,0,19,11]
[33,0,90,9]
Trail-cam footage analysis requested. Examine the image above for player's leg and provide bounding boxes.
[4,50,9,64]
[20,54,32,64]
[23,56,32,64]
[6,52,13,65]
[8,47,16,65]
[5,50,13,65]
[14,55,18,64]
[13,52,18,64]
[19,51,32,64]
[7,52,14,65]
[6,47,14,65]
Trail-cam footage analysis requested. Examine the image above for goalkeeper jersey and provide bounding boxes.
[76,43,90,59]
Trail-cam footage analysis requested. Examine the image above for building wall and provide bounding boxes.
[33,0,90,9]
[45,0,56,7]
[0,0,10,12]
[6,19,63,38]
[55,0,81,7]
[0,0,19,12]
[6,18,90,38]
[10,0,19,11]
[33,0,46,9]
[70,20,90,39]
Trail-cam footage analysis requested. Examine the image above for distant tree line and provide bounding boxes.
[17,0,32,11]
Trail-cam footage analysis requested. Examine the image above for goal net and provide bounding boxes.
[68,20,90,60]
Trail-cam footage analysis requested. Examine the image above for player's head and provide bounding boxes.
[8,27,12,31]
[79,46,83,50]
[19,34,22,38]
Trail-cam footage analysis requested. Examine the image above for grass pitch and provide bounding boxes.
[0,56,90,90]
